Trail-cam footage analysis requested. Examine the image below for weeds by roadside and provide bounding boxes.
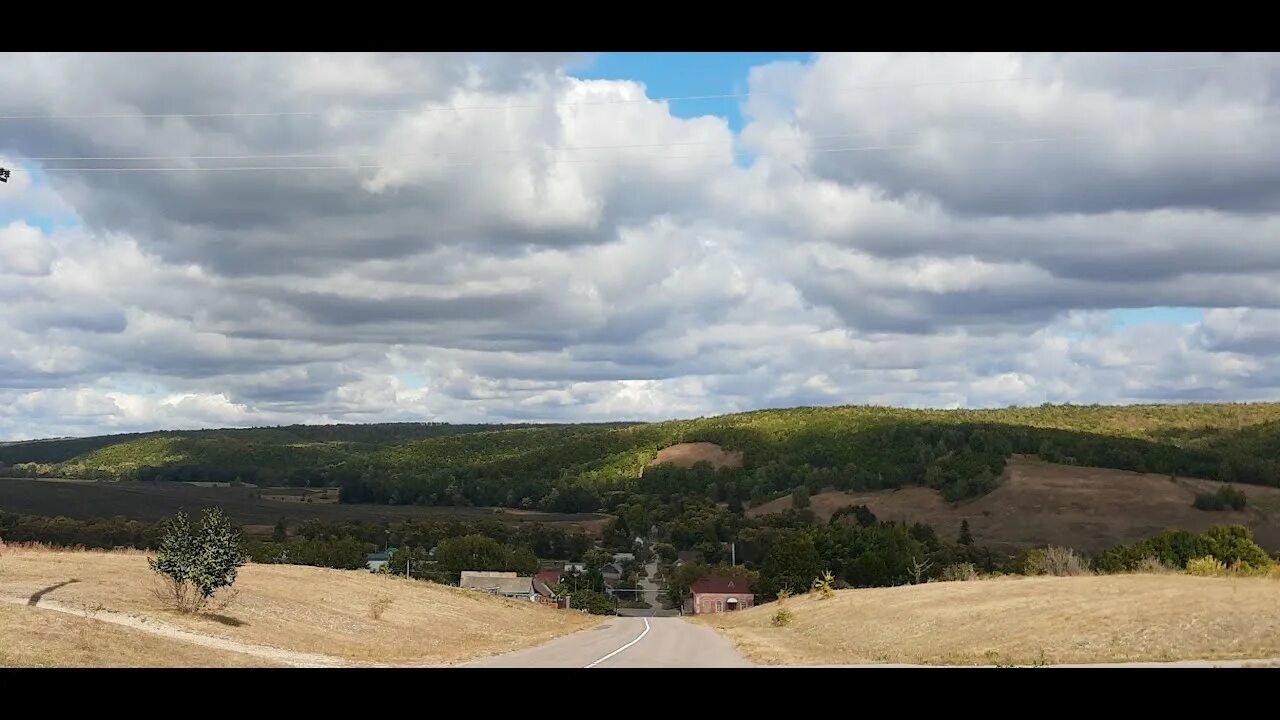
[771,588,794,627]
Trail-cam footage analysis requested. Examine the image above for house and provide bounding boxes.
[365,551,391,573]
[612,552,635,564]
[459,570,537,601]
[690,574,754,615]
[534,568,563,593]
[674,550,702,567]
[563,562,586,573]
[600,563,623,581]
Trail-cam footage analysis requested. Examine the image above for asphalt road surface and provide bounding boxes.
[464,617,752,668]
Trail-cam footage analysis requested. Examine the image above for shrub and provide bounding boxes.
[1203,525,1273,569]
[1041,546,1091,576]
[1193,486,1247,512]
[1017,548,1047,576]
[566,589,615,615]
[1135,556,1174,574]
[939,562,978,582]
[812,569,835,599]
[771,588,794,627]
[368,593,394,620]
[1186,556,1227,576]
[148,508,246,614]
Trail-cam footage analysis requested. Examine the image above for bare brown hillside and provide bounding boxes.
[747,457,1280,552]
[650,442,743,470]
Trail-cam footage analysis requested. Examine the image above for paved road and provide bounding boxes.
[464,617,752,668]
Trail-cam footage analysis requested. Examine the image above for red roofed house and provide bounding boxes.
[691,574,754,615]
[533,569,565,606]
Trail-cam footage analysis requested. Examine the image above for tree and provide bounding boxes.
[272,517,288,543]
[434,534,509,577]
[148,507,246,613]
[760,530,822,599]
[652,543,678,565]
[563,589,615,615]
[958,519,974,546]
[506,545,540,575]
[791,486,811,509]
[583,548,613,572]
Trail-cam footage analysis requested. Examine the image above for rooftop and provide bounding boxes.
[691,575,751,595]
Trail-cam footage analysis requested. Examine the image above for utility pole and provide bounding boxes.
[731,542,736,566]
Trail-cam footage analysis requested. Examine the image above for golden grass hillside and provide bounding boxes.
[0,545,600,666]
[650,442,744,470]
[0,602,283,667]
[748,457,1280,552]
[698,574,1280,666]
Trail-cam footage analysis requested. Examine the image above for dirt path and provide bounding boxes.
[0,595,399,667]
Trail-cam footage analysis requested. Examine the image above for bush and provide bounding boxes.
[1135,556,1175,574]
[368,593,394,620]
[939,563,978,582]
[1193,485,1247,512]
[566,589,615,615]
[1041,546,1091,576]
[812,569,836,599]
[1021,546,1090,577]
[1203,525,1273,569]
[148,508,247,614]
[1186,556,1228,576]
[1017,548,1047,576]
[771,588,794,627]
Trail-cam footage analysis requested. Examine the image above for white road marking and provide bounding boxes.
[583,617,651,668]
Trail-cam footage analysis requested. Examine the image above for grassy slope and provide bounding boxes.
[697,573,1280,665]
[0,546,600,665]
[6,402,1280,488]
[748,456,1280,551]
[0,602,283,667]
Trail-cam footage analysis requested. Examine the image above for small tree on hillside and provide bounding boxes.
[272,517,288,543]
[149,507,246,614]
[958,519,974,546]
[791,486,811,510]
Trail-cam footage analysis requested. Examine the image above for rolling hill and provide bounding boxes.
[748,455,1280,551]
[697,573,1280,666]
[4,403,1280,521]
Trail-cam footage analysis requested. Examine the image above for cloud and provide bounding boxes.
[2,52,1280,438]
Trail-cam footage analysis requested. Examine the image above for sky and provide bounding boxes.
[3,51,1280,440]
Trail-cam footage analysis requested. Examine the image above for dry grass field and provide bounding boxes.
[0,545,600,667]
[0,602,283,667]
[650,442,743,470]
[747,457,1280,552]
[698,573,1280,666]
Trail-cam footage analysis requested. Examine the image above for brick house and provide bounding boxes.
[690,574,754,615]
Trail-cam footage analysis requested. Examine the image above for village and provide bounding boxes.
[364,538,754,617]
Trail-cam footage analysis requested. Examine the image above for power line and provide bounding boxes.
[31,132,1112,173]
[0,62,1228,122]
[15,131,883,163]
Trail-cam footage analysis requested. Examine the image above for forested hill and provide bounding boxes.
[3,404,1280,512]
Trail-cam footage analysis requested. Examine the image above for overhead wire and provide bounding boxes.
[0,62,1229,121]
[30,132,1110,173]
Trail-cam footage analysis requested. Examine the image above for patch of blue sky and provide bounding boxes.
[0,160,80,233]
[394,372,429,391]
[1110,307,1204,328]
[568,52,813,166]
